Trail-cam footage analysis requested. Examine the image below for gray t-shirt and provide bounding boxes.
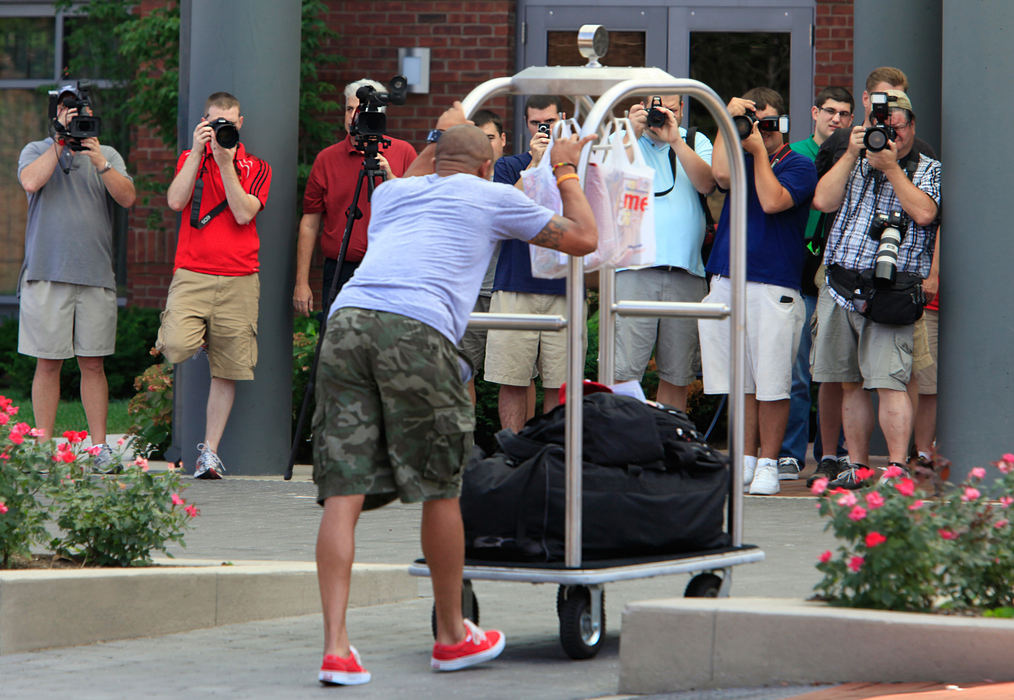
[332,172,554,344]
[17,138,131,291]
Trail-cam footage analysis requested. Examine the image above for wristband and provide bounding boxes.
[556,173,580,186]
[551,162,577,172]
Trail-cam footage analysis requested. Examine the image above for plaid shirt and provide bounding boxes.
[824,152,941,309]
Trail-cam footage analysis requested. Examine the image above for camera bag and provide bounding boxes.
[460,393,731,563]
[827,265,925,325]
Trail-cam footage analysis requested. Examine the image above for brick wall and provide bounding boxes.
[814,0,854,94]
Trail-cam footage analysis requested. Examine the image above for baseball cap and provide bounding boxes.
[884,89,914,117]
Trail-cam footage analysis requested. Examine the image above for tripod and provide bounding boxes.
[285,135,388,480]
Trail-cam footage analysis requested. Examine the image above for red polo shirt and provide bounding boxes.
[302,133,417,262]
[173,143,272,275]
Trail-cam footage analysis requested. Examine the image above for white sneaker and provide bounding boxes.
[742,456,758,493]
[193,443,226,479]
[749,460,780,495]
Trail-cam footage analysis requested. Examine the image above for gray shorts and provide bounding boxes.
[18,280,117,359]
[614,267,705,385]
[811,285,913,391]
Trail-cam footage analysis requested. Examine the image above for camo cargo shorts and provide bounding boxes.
[312,307,475,508]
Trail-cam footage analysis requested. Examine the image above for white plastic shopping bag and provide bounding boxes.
[599,119,656,267]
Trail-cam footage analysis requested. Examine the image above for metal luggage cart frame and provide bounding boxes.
[409,39,757,659]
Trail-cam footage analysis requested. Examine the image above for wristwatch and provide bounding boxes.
[97,160,112,175]
[426,129,443,144]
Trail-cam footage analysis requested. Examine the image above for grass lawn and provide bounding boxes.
[2,391,133,437]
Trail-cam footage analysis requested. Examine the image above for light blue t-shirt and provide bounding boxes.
[636,129,712,276]
[331,173,555,343]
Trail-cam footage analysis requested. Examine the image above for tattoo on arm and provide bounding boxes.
[529,215,568,250]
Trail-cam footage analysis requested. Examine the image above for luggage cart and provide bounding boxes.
[409,26,760,660]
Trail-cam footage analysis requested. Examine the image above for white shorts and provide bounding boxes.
[698,276,804,401]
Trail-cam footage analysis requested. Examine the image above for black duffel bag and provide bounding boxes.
[460,393,731,562]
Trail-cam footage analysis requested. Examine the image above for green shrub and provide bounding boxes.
[127,360,173,459]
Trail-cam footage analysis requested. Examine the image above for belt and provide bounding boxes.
[651,265,686,273]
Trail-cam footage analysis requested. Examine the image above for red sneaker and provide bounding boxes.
[431,619,506,672]
[318,646,371,685]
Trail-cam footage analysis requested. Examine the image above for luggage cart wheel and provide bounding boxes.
[557,585,605,659]
[685,573,723,598]
[431,580,479,639]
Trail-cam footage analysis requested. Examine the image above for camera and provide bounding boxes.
[733,110,789,139]
[537,122,552,136]
[646,96,667,128]
[350,75,408,140]
[863,92,897,152]
[868,211,906,287]
[207,117,240,149]
[48,83,101,151]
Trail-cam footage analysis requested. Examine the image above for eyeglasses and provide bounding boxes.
[819,106,853,120]
[890,121,913,131]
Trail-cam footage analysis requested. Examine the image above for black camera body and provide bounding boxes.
[863,92,897,152]
[49,84,101,151]
[207,117,240,149]
[350,75,408,140]
[869,210,907,287]
[646,96,667,129]
[536,122,553,136]
[733,110,789,139]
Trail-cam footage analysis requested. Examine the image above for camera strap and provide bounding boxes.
[190,152,231,230]
[768,143,791,168]
[654,147,677,197]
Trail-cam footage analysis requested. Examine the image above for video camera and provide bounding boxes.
[350,75,408,142]
[869,210,907,287]
[48,82,101,151]
[863,92,897,152]
[734,110,789,140]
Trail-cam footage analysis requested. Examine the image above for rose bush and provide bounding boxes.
[0,395,197,568]
[814,455,1014,614]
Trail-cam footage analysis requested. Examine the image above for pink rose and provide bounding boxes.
[848,506,868,521]
[962,487,981,503]
[6,405,18,416]
[909,500,925,511]
[0,414,8,426]
[970,467,987,480]
[1001,496,1014,508]
[60,451,75,463]
[9,432,24,445]
[0,502,8,514]
[86,445,102,456]
[171,493,184,506]
[995,519,1009,530]
[185,504,198,518]
[894,479,916,497]
[865,491,885,509]
[848,556,864,572]
[819,550,832,563]
[855,467,876,482]
[883,464,904,479]
[837,492,858,507]
[811,477,829,495]
[63,430,81,444]
[938,529,958,540]
[865,531,887,548]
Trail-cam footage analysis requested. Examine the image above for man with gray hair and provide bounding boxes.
[293,78,417,316]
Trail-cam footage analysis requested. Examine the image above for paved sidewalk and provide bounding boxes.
[0,455,998,699]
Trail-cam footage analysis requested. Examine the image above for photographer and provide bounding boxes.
[312,105,597,685]
[613,94,715,412]
[699,87,817,495]
[160,92,272,479]
[292,79,417,317]
[811,89,940,488]
[17,83,135,469]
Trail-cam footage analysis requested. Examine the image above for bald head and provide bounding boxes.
[435,124,494,177]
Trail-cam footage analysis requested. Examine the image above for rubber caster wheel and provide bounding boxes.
[685,573,722,598]
[557,585,605,659]
[431,582,479,638]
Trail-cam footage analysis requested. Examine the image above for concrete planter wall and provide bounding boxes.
[620,597,1014,694]
[0,559,416,655]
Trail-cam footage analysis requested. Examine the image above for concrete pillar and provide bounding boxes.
[172,0,300,475]
[853,0,941,149]
[937,0,1014,480]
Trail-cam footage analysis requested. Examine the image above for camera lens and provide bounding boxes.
[213,122,239,149]
[873,226,902,286]
[537,123,551,136]
[863,126,888,152]
[733,114,755,139]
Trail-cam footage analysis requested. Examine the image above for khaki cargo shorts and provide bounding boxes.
[313,307,475,509]
[156,269,259,380]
